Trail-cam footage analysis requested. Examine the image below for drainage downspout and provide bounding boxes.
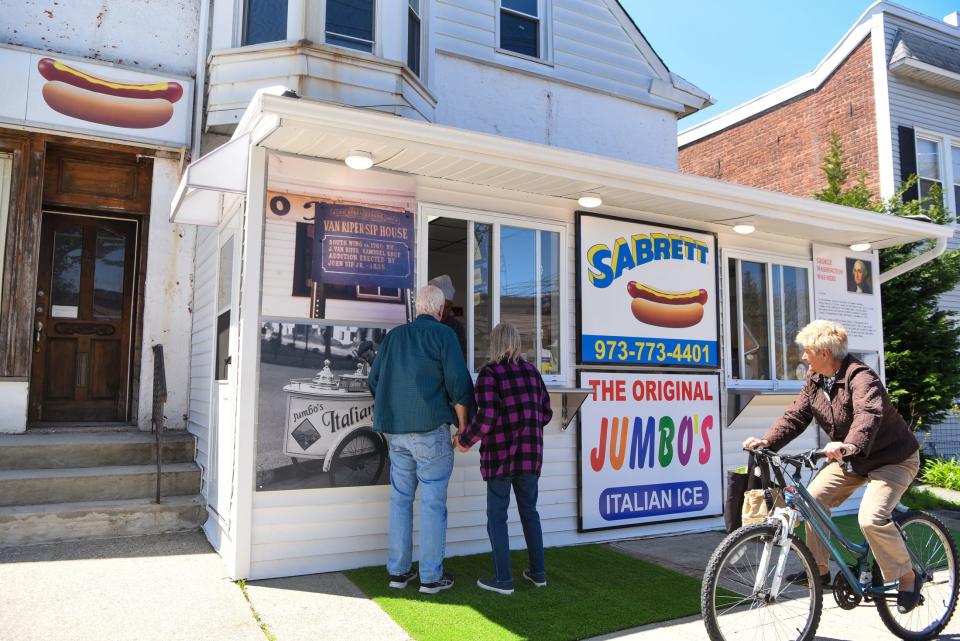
[879,236,948,284]
[191,0,214,163]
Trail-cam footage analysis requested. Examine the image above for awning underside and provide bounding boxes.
[172,94,953,251]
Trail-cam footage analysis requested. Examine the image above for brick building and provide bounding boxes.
[680,1,960,453]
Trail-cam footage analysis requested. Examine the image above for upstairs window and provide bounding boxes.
[326,0,375,53]
[500,0,540,58]
[916,137,943,202]
[953,144,960,213]
[407,0,422,76]
[243,0,288,46]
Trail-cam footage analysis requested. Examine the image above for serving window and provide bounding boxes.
[724,251,813,395]
[420,205,565,381]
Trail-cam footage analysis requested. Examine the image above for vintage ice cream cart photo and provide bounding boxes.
[257,322,389,490]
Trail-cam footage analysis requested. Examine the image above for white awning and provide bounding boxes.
[173,93,954,251]
[170,133,250,225]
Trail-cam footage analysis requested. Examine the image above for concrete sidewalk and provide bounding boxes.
[2,512,959,641]
[0,532,263,641]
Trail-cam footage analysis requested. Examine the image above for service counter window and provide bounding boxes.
[423,208,565,380]
[725,252,813,424]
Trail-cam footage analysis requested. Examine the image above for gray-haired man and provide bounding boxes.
[367,285,474,594]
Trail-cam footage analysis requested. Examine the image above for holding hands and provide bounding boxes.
[454,425,470,453]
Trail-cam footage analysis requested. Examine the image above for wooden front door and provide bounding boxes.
[29,213,138,422]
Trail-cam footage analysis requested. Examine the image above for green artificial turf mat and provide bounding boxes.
[345,544,702,641]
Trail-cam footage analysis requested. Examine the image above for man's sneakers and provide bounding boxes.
[522,568,547,587]
[388,567,418,589]
[419,573,455,594]
[477,577,515,595]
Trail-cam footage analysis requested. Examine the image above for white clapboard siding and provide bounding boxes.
[434,0,660,104]
[261,219,311,319]
[189,226,218,496]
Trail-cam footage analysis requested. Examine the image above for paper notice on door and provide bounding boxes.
[51,305,78,318]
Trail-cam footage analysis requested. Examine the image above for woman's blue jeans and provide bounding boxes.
[384,425,454,584]
[486,474,545,584]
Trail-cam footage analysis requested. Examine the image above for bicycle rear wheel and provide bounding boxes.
[875,511,959,640]
[702,523,822,641]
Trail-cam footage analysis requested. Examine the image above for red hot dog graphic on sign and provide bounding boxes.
[38,58,183,129]
[627,281,707,328]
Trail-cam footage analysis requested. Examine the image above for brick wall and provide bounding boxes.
[679,37,880,199]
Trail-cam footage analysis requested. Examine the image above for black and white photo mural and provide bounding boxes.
[256,321,391,491]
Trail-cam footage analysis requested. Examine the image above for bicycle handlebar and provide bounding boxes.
[743,446,846,469]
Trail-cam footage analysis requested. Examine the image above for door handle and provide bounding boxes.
[34,321,43,353]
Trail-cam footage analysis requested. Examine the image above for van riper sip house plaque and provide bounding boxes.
[309,202,414,317]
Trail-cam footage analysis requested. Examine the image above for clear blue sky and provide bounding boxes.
[620,0,960,129]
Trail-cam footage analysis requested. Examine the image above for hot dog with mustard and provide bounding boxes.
[627,281,707,328]
[38,58,182,129]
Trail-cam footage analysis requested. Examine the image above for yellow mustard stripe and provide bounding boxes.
[53,60,169,92]
[635,283,699,300]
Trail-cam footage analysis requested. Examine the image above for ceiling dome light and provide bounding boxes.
[577,193,602,208]
[344,150,374,170]
[849,242,872,252]
[733,223,755,234]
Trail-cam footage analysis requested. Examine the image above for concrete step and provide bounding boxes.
[0,431,195,470]
[0,463,201,507]
[0,495,207,545]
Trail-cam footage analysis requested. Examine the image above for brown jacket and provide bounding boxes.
[762,355,918,475]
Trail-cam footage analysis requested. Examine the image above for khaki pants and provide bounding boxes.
[803,451,920,582]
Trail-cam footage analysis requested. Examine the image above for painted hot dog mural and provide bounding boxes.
[38,58,183,129]
[578,214,718,366]
[627,281,707,328]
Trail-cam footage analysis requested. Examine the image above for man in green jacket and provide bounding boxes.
[368,285,473,595]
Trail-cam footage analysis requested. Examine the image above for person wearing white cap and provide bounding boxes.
[428,275,467,357]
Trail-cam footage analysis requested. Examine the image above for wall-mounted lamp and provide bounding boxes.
[577,193,603,208]
[732,223,756,234]
[849,242,872,252]
[344,150,374,170]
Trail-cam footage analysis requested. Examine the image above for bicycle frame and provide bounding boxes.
[767,456,907,598]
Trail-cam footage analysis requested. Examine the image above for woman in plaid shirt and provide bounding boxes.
[455,323,553,595]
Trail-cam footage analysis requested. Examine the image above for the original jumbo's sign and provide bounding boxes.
[578,372,722,531]
[577,213,718,367]
[0,45,192,148]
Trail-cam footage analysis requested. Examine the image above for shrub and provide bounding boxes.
[921,457,960,492]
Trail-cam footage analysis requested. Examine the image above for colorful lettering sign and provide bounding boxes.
[578,372,723,531]
[577,213,718,366]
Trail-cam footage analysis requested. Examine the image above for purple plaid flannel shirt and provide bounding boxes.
[458,358,553,481]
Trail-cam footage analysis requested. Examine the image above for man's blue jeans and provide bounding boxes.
[384,425,454,584]
[486,474,545,584]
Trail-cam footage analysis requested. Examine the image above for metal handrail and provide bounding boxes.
[152,345,168,504]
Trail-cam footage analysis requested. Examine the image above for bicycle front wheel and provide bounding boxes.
[702,523,823,641]
[875,511,959,640]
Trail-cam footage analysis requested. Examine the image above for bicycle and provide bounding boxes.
[701,447,959,641]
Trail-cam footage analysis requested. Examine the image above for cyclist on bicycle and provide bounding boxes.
[743,320,922,614]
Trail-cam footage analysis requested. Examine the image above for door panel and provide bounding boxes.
[44,339,77,399]
[29,213,138,422]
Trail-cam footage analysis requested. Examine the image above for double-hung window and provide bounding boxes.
[422,207,565,380]
[914,132,960,216]
[407,0,422,76]
[499,0,541,59]
[242,0,288,45]
[326,0,375,53]
[916,136,943,202]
